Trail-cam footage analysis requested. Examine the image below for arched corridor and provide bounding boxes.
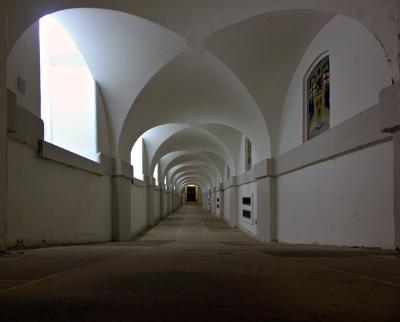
[1,0,400,320]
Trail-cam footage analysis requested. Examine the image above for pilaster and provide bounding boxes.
[254,158,277,242]
[0,4,7,250]
[379,83,400,249]
[144,174,155,225]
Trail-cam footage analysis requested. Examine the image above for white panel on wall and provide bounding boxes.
[238,182,257,235]
[277,141,394,249]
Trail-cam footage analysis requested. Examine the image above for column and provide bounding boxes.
[379,83,400,249]
[0,4,7,250]
[111,159,133,241]
[256,177,277,242]
[393,132,400,249]
[144,174,155,225]
[224,177,238,227]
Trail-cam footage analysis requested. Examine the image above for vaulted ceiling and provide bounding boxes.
[7,0,395,190]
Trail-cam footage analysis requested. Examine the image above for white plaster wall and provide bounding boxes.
[162,191,168,216]
[211,190,217,214]
[7,140,112,246]
[238,182,257,236]
[279,15,392,155]
[96,85,114,157]
[216,190,221,216]
[153,189,161,222]
[131,184,147,234]
[277,142,395,249]
[0,4,6,249]
[223,189,231,221]
[7,22,41,116]
[208,191,212,212]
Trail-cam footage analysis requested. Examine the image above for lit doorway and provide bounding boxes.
[184,185,199,203]
[187,186,196,202]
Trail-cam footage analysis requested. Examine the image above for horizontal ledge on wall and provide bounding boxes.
[276,103,392,176]
[39,140,104,176]
[99,153,133,179]
[223,170,256,189]
[278,137,392,177]
[132,178,145,187]
[253,158,276,179]
[7,90,44,149]
[379,82,400,133]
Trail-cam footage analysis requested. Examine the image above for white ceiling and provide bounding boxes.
[8,1,395,189]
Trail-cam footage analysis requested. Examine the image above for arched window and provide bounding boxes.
[131,135,143,180]
[153,163,159,186]
[40,15,97,161]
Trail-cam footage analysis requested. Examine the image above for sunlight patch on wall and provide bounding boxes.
[131,135,144,180]
[153,163,159,186]
[40,15,97,161]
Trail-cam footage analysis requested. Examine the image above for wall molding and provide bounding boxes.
[7,90,43,149]
[39,140,104,176]
[277,103,392,176]
[219,101,393,191]
[132,178,145,187]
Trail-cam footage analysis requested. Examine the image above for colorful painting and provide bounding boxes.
[306,55,330,140]
[245,138,252,171]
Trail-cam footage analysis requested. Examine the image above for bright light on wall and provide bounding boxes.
[131,135,143,180]
[153,163,159,186]
[40,15,97,161]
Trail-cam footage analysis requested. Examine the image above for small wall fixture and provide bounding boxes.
[242,210,251,219]
[242,197,251,205]
[17,76,26,93]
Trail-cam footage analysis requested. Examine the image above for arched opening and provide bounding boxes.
[183,184,200,203]
[39,14,97,161]
[153,163,159,186]
[131,134,144,180]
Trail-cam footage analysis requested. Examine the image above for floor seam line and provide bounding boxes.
[316,264,400,288]
[0,250,139,296]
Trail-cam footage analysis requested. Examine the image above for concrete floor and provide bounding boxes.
[1,205,400,322]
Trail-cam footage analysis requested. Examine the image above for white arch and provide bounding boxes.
[148,126,235,176]
[160,151,225,182]
[173,167,215,187]
[169,164,219,187]
[177,175,212,191]
[119,51,270,162]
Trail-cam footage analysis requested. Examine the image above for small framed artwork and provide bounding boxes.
[304,54,330,141]
[245,138,252,171]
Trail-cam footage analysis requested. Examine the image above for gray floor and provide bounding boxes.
[1,204,400,321]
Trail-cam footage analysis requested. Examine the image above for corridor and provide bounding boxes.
[0,205,400,322]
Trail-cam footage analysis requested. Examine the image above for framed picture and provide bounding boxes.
[245,138,252,171]
[304,54,330,141]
